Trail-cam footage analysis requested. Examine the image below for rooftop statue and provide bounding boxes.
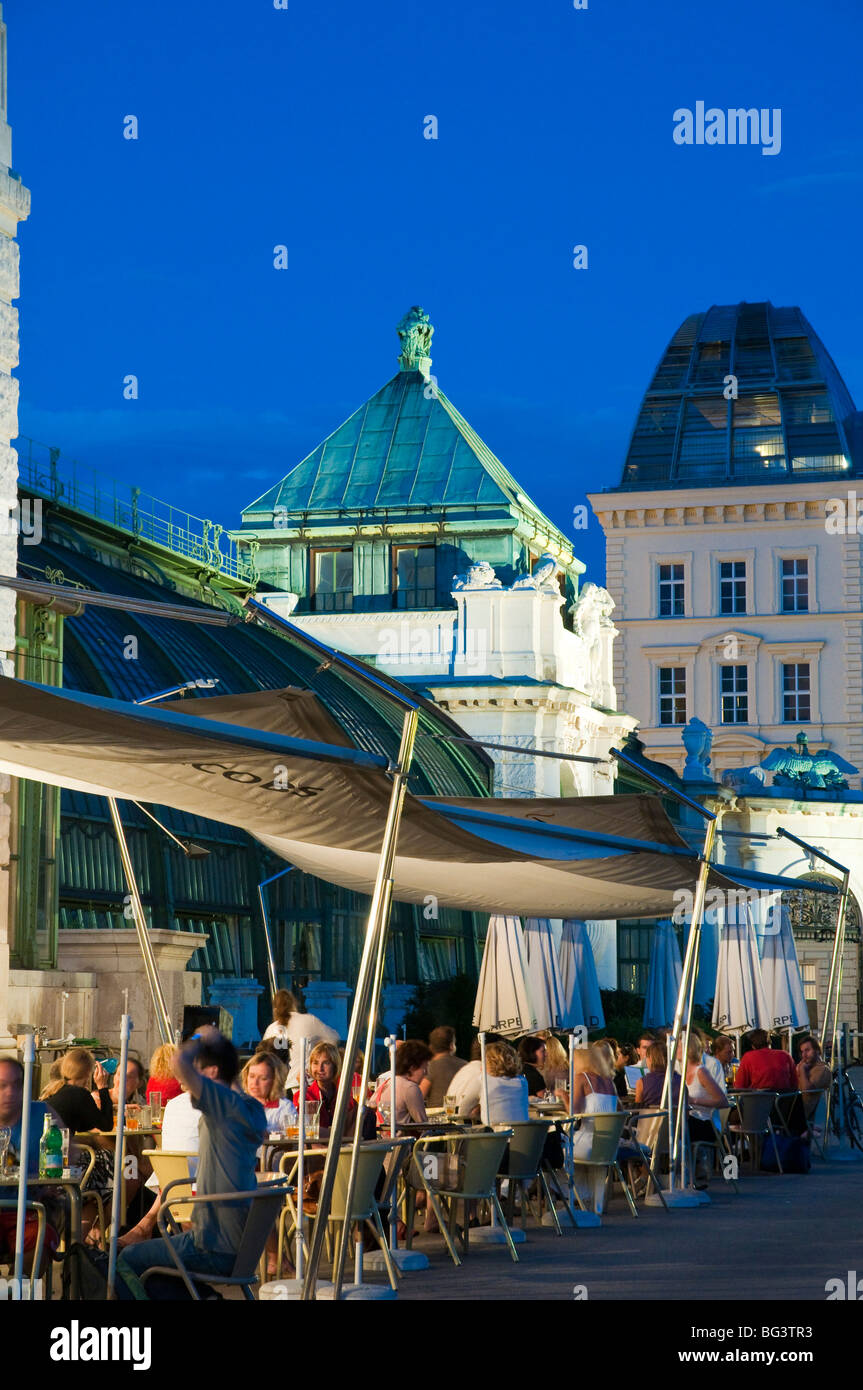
[511,553,560,593]
[681,716,712,782]
[452,560,502,590]
[761,732,858,790]
[397,305,434,371]
[570,582,616,702]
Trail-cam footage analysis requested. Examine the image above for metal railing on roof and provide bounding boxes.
[17,437,259,585]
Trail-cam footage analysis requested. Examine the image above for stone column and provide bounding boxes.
[0,5,31,1050]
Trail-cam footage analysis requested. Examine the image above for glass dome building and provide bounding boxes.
[618,302,863,490]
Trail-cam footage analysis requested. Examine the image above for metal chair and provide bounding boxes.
[500,1120,563,1234]
[285,1141,403,1290]
[147,1151,197,1223]
[559,1111,639,1218]
[728,1091,783,1173]
[624,1109,671,1209]
[139,1178,293,1300]
[0,1198,47,1298]
[72,1140,108,1250]
[690,1107,740,1193]
[409,1129,519,1265]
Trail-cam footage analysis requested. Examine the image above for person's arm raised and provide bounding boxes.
[172,1025,220,1100]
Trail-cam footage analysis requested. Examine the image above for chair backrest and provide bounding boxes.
[502,1121,549,1180]
[569,1111,627,1165]
[736,1091,778,1134]
[715,1106,732,1138]
[635,1110,669,1155]
[149,1151,196,1222]
[231,1181,294,1280]
[330,1142,391,1222]
[456,1130,511,1195]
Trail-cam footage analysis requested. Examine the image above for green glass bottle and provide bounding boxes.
[39,1113,63,1179]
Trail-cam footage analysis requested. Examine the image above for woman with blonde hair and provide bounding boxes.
[41,1047,113,1133]
[481,1041,529,1124]
[563,1047,619,1216]
[241,1051,296,1132]
[145,1042,182,1106]
[292,1040,356,1132]
[539,1034,569,1092]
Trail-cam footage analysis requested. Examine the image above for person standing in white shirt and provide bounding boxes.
[262,989,339,1087]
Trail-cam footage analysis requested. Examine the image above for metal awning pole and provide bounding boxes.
[303,706,419,1301]
[257,865,296,1001]
[108,799,173,1045]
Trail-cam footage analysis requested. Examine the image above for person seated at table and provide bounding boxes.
[734,1030,799,1093]
[111,1057,147,1110]
[710,1034,735,1080]
[145,1044,182,1108]
[420,1026,467,1107]
[41,1047,114,1133]
[635,1031,657,1070]
[595,1037,627,1098]
[117,1026,268,1300]
[796,1035,832,1123]
[566,1047,619,1214]
[263,989,339,1086]
[480,1042,528,1124]
[294,1041,357,1134]
[117,1085,203,1248]
[517,1037,549,1098]
[372,1040,432,1129]
[0,1057,66,1275]
[538,1034,569,1094]
[241,1052,297,1134]
[633,1042,679,1110]
[677,1035,727,1186]
[445,1039,483,1118]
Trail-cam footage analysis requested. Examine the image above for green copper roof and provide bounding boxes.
[244,370,540,516]
[241,308,566,546]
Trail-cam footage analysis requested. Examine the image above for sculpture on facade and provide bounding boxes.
[721,765,767,795]
[511,553,560,593]
[570,581,615,700]
[681,716,713,781]
[451,559,502,590]
[761,732,858,790]
[397,305,434,371]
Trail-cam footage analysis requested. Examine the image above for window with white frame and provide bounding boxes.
[719,560,747,615]
[720,665,748,723]
[781,557,809,613]
[658,667,687,725]
[782,663,811,722]
[658,563,685,617]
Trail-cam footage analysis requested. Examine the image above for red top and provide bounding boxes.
[292,1080,357,1130]
[734,1047,798,1093]
[146,1076,183,1105]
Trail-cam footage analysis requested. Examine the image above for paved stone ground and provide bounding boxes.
[390,1153,863,1302]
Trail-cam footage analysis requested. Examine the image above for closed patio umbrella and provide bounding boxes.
[523,918,565,1032]
[759,900,809,1031]
[643,920,682,1029]
[472,916,538,1039]
[711,900,770,1039]
[558,920,605,1030]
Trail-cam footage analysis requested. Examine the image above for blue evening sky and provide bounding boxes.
[9,0,863,584]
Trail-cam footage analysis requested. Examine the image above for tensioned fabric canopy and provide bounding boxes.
[0,677,822,919]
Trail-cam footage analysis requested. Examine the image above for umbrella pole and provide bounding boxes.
[303,706,418,1301]
[106,1012,132,1298]
[108,799,172,1045]
[13,1032,35,1291]
[295,1036,308,1285]
[567,1030,577,1218]
[386,1033,397,1248]
[821,870,849,1144]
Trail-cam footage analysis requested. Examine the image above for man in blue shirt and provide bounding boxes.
[117,1027,267,1300]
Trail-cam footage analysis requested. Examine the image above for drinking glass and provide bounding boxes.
[138,1105,152,1130]
[0,1127,10,1175]
[149,1091,163,1122]
[60,1128,70,1167]
[305,1111,320,1142]
[444,1094,457,1120]
[125,1105,139,1132]
[351,1081,362,1104]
